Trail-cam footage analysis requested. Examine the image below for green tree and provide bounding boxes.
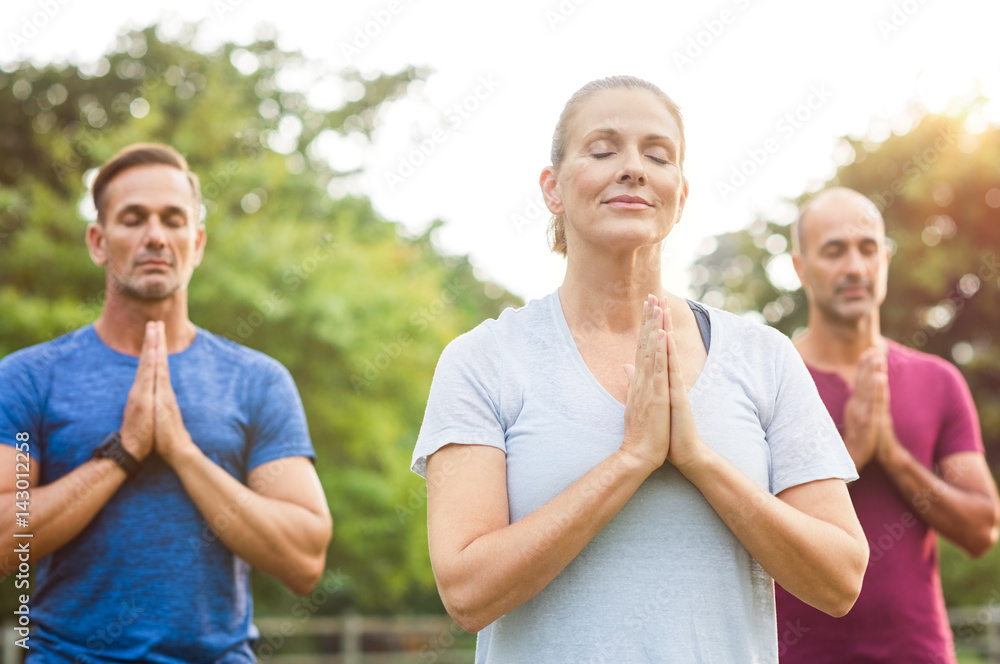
[692,106,1000,606]
[0,25,521,616]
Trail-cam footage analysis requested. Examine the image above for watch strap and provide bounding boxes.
[94,431,142,479]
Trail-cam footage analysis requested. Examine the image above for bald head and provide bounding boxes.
[791,187,891,328]
[792,188,885,256]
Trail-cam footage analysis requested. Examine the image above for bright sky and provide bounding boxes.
[4,0,999,302]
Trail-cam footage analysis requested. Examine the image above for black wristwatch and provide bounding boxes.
[93,431,142,479]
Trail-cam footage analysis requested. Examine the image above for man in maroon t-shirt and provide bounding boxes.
[775,187,1000,663]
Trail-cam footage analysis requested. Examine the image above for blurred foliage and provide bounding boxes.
[0,25,521,616]
[693,107,1000,606]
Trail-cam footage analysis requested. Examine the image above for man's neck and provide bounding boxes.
[795,311,884,372]
[93,289,197,356]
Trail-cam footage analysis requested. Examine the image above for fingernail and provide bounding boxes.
[653,307,661,319]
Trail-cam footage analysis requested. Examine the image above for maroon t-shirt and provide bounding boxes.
[775,340,984,664]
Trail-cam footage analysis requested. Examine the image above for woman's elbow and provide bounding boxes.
[436,575,493,634]
[821,537,868,618]
[444,603,489,634]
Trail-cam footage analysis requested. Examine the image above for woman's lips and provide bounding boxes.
[605,195,651,210]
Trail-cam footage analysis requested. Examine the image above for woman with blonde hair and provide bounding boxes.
[412,75,867,662]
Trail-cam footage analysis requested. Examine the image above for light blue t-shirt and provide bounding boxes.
[0,325,315,663]
[412,291,857,663]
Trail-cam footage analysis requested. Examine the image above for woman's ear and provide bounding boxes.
[674,175,690,224]
[540,166,564,216]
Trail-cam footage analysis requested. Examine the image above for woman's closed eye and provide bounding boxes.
[591,152,672,164]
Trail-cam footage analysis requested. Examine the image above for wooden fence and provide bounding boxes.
[251,614,474,663]
[949,606,1000,662]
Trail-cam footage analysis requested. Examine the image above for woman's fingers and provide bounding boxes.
[663,308,687,400]
[621,295,671,469]
[634,297,662,387]
[665,328,688,406]
[632,297,652,373]
[654,328,668,395]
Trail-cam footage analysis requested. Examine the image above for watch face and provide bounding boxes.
[96,432,122,457]
[94,432,138,477]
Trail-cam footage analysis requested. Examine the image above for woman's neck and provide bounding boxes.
[559,242,667,335]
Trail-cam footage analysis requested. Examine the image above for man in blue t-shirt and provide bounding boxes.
[0,143,333,663]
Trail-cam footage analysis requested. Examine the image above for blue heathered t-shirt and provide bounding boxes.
[0,325,315,663]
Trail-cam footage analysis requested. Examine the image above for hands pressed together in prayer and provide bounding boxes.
[620,294,705,475]
[120,321,198,468]
[842,346,900,472]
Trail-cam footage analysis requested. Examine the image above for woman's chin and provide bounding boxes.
[573,223,675,253]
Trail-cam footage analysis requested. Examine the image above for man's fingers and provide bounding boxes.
[881,367,892,414]
[135,321,158,387]
[853,351,877,403]
[873,371,887,414]
[154,322,173,394]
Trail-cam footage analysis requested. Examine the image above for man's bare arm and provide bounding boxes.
[0,325,159,574]
[149,321,332,594]
[879,447,999,557]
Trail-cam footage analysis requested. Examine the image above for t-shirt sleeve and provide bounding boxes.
[933,360,984,462]
[411,324,506,478]
[0,351,46,461]
[244,357,315,471]
[766,335,859,495]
